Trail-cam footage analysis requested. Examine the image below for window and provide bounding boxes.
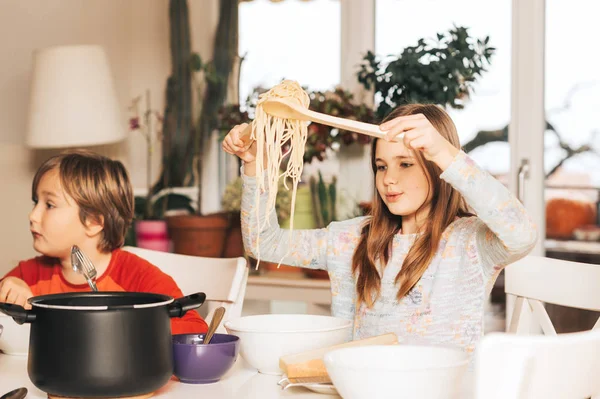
[239,0,341,105]
[376,0,512,177]
[544,0,600,265]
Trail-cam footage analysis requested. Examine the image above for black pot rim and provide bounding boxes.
[28,291,174,311]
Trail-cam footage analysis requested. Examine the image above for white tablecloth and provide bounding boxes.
[0,353,475,398]
[0,354,337,399]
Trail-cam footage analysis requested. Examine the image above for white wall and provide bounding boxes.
[0,0,220,274]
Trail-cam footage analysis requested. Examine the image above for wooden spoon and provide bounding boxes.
[238,97,403,144]
[203,306,226,344]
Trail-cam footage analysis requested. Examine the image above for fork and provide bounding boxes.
[71,245,98,292]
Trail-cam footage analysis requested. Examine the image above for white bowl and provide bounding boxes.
[224,314,352,375]
[0,314,30,356]
[324,345,469,399]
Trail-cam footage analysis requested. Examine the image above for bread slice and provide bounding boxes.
[280,332,399,380]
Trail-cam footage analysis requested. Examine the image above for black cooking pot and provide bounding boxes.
[0,291,205,398]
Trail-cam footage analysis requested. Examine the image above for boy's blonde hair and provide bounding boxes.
[32,150,134,253]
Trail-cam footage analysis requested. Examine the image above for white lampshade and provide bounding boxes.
[26,45,125,148]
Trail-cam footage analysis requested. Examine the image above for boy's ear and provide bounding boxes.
[85,215,105,238]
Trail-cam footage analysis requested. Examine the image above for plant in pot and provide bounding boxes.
[357,25,495,120]
[303,88,377,164]
[127,91,194,251]
[151,0,240,257]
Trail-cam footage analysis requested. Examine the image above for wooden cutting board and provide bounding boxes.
[279,332,399,381]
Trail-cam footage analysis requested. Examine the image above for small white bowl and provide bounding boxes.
[324,345,469,399]
[0,314,30,356]
[224,314,352,375]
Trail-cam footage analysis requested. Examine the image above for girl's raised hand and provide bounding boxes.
[380,113,459,170]
[221,123,257,163]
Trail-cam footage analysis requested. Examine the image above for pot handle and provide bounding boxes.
[168,292,206,318]
[0,303,36,324]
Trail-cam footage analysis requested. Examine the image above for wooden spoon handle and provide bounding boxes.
[239,122,254,146]
[204,306,226,344]
[261,97,397,140]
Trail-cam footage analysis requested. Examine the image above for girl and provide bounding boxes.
[222,104,537,354]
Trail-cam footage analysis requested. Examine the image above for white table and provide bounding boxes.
[0,354,475,399]
[0,354,338,399]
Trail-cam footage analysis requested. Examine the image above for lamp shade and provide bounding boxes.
[26,45,125,148]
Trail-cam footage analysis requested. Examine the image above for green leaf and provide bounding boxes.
[190,53,203,72]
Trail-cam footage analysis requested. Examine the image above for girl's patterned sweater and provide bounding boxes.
[242,151,537,354]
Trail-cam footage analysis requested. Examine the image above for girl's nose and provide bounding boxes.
[383,170,399,185]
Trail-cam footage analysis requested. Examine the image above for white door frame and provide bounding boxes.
[506,0,546,332]
[509,0,546,253]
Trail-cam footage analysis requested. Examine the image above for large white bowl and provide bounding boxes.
[0,314,30,356]
[324,345,469,399]
[224,314,352,375]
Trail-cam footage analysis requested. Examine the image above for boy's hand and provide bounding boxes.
[0,277,33,309]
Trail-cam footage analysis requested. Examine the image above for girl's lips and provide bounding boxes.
[386,193,402,203]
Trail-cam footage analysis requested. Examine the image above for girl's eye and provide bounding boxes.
[46,202,55,209]
[376,165,386,172]
[400,162,413,168]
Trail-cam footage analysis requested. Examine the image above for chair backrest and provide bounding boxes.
[122,246,248,333]
[505,255,600,335]
[475,330,600,399]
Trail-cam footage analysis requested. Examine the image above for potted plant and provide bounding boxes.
[357,25,495,120]
[149,0,240,257]
[127,91,194,252]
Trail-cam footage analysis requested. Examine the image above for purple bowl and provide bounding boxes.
[172,333,240,384]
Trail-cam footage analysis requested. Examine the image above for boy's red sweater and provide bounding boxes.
[2,249,208,335]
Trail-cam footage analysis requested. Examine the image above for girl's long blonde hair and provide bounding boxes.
[352,104,472,307]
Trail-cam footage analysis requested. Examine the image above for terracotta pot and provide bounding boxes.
[135,220,170,252]
[167,214,230,257]
[223,213,244,258]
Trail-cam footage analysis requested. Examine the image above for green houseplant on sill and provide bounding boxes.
[149,0,240,257]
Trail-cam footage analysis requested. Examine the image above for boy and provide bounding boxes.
[0,150,208,334]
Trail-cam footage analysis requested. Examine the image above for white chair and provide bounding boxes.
[505,255,600,335]
[475,329,600,399]
[123,246,248,333]
[473,255,600,399]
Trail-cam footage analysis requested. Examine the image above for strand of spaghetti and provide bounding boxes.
[250,80,309,269]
